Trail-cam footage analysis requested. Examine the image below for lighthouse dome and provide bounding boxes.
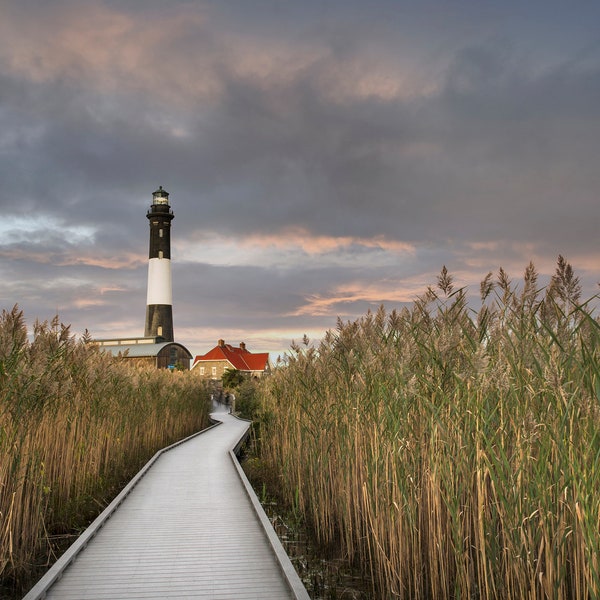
[152,185,169,205]
[153,185,169,196]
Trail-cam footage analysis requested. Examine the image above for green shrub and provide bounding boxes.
[235,378,261,420]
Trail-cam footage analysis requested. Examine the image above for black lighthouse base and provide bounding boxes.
[145,304,174,342]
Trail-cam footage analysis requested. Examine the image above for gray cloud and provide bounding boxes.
[0,1,598,357]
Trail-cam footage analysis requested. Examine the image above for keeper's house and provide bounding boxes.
[191,339,270,380]
[96,337,192,370]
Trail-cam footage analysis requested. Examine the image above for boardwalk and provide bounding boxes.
[24,406,309,599]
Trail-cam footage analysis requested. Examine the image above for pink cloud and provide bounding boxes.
[0,3,219,104]
[0,247,145,270]
[0,2,436,111]
[72,297,106,309]
[460,242,599,289]
[242,227,415,255]
[290,278,426,317]
[58,252,146,270]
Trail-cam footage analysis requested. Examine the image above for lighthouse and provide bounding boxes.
[145,186,174,342]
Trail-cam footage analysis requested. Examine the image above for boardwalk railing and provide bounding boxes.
[24,410,310,600]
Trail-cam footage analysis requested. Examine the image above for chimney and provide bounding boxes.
[240,342,246,351]
[218,339,225,347]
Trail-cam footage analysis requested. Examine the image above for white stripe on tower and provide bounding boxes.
[147,259,172,305]
[145,186,175,342]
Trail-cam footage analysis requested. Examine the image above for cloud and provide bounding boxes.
[290,280,421,317]
[4,2,597,252]
[0,0,598,359]
[178,228,415,272]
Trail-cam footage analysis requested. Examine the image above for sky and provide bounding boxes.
[0,0,599,361]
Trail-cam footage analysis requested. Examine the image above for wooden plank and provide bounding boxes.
[24,408,309,600]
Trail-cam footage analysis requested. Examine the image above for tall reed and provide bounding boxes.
[258,258,599,599]
[0,307,210,592]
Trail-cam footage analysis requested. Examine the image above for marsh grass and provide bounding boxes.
[0,307,210,594]
[258,258,599,599]
[243,454,374,599]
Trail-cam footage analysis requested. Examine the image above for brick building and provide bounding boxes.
[191,340,270,380]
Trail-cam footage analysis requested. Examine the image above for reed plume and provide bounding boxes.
[0,306,210,593]
[257,257,599,599]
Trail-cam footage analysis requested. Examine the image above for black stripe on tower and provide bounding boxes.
[145,304,174,342]
[147,188,174,259]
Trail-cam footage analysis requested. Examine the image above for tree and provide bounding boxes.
[222,368,245,388]
[235,379,260,419]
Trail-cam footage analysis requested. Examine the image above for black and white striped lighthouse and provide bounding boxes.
[145,186,174,342]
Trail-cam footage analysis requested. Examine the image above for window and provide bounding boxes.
[158,250,163,258]
[159,229,163,238]
[200,367,205,375]
[212,367,217,377]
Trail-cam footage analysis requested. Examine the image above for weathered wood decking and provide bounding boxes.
[24,406,310,599]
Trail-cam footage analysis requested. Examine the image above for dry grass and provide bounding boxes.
[257,258,600,599]
[0,307,210,592]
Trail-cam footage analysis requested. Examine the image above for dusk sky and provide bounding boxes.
[1,0,598,360]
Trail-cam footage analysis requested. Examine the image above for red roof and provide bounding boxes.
[192,342,269,372]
